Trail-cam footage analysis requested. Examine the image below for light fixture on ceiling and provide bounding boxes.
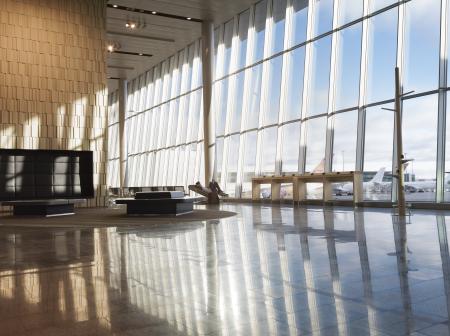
[124,18,146,30]
[107,41,121,53]
[112,4,118,8]
[151,11,157,14]
[125,22,137,29]
[186,17,192,20]
[139,53,143,56]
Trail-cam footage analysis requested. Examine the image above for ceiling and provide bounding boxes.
[106,0,257,90]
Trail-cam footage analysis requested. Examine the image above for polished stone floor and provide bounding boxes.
[1,204,450,335]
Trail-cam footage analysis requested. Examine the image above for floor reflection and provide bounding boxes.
[1,205,450,335]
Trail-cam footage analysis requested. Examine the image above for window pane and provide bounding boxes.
[263,55,283,125]
[237,10,250,69]
[403,0,440,94]
[229,71,245,133]
[290,0,309,47]
[253,0,268,63]
[245,64,263,130]
[242,131,258,197]
[268,0,286,55]
[215,78,229,136]
[403,94,438,202]
[304,117,327,172]
[332,111,358,172]
[215,138,224,181]
[223,19,234,76]
[225,135,240,196]
[363,104,393,201]
[281,122,300,173]
[283,47,305,121]
[334,23,362,111]
[366,8,398,104]
[261,127,278,175]
[444,92,450,201]
[312,0,334,37]
[338,0,363,26]
[370,0,398,13]
[307,36,332,116]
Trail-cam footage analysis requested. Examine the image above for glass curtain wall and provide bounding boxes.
[108,0,450,204]
[107,40,203,191]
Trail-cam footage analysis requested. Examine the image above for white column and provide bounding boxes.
[201,21,215,184]
[118,78,127,193]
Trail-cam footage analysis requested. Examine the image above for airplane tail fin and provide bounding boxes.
[369,167,385,184]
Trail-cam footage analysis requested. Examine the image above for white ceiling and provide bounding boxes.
[106,0,257,89]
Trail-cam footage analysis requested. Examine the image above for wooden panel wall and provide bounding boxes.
[0,0,108,207]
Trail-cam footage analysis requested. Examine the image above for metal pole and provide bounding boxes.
[201,21,214,185]
[394,67,406,217]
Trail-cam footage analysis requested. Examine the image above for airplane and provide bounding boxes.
[334,167,387,196]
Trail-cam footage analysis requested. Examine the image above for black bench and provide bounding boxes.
[115,191,201,215]
[2,199,86,217]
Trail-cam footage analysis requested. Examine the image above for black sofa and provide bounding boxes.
[0,149,94,216]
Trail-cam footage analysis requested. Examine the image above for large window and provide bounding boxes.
[366,8,398,104]
[445,92,450,202]
[403,94,438,202]
[225,135,240,196]
[109,0,449,204]
[312,0,334,37]
[244,64,263,130]
[370,0,398,13]
[215,78,229,136]
[307,36,332,116]
[242,131,258,197]
[337,0,363,26]
[304,117,327,172]
[363,105,394,201]
[281,122,300,173]
[237,10,250,70]
[222,19,234,76]
[290,0,308,47]
[252,0,268,63]
[332,111,358,172]
[403,0,440,94]
[268,0,286,56]
[282,47,305,121]
[334,23,362,111]
[262,55,283,126]
[260,127,278,175]
[228,72,245,133]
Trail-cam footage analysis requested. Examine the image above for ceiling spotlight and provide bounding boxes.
[125,22,137,29]
[151,11,157,14]
[112,4,118,8]
[186,17,192,20]
[139,53,143,56]
[106,41,121,53]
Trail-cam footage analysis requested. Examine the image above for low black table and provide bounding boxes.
[115,192,201,215]
[2,199,86,217]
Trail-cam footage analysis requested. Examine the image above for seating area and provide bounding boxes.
[252,171,363,204]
